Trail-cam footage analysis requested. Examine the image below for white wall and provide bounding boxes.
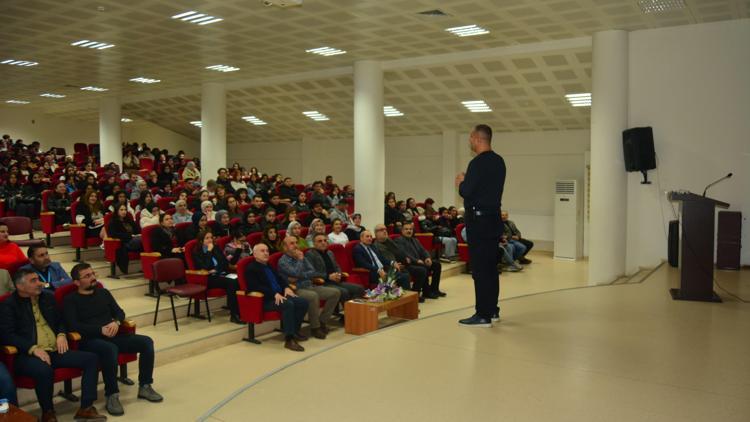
[627,19,750,270]
[228,141,303,182]
[0,106,98,154]
[122,121,199,158]
[301,137,353,187]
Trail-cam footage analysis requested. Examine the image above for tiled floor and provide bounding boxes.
[27,254,750,421]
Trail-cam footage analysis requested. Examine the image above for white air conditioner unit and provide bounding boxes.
[554,180,583,260]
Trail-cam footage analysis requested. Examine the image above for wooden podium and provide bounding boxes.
[668,192,729,302]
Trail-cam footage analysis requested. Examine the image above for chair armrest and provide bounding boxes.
[104,237,121,242]
[67,332,82,341]
[185,269,209,276]
[69,224,86,228]
[236,291,264,297]
[122,319,136,328]
[118,319,136,335]
[139,252,162,258]
[352,267,370,273]
[312,277,325,285]
[0,345,18,355]
[40,211,55,216]
[341,272,350,278]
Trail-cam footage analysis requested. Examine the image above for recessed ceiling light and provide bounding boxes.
[302,111,330,121]
[6,100,30,104]
[306,47,347,57]
[1,59,38,67]
[242,116,268,126]
[383,106,404,117]
[171,11,223,25]
[40,93,66,98]
[70,40,115,50]
[121,118,133,123]
[206,64,240,73]
[445,24,490,37]
[190,121,203,127]
[565,93,591,107]
[81,86,108,92]
[130,77,161,84]
[461,100,492,113]
[638,0,685,13]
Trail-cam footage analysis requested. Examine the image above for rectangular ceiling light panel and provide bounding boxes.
[71,40,115,49]
[242,116,268,126]
[40,93,66,98]
[81,86,108,92]
[303,111,330,121]
[6,100,30,104]
[130,77,161,84]
[445,25,490,37]
[306,47,347,56]
[190,121,203,127]
[1,59,38,67]
[383,106,404,117]
[565,93,591,107]
[461,100,492,112]
[638,0,685,13]
[206,64,240,72]
[172,11,223,25]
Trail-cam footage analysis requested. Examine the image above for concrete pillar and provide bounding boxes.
[200,82,227,183]
[99,97,121,168]
[588,30,629,285]
[441,130,458,208]
[353,61,385,230]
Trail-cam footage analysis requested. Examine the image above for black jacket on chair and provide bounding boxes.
[0,291,66,355]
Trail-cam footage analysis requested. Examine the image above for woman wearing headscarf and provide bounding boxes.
[182,161,201,182]
[305,218,326,248]
[286,221,309,250]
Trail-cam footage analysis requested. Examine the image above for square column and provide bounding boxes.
[201,82,227,183]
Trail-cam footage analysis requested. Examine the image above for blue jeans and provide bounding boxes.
[0,362,17,406]
[507,239,526,260]
[263,296,308,338]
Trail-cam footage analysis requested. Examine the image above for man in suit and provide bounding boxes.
[455,124,506,327]
[395,221,443,299]
[0,269,105,422]
[373,224,425,301]
[305,233,364,303]
[353,230,409,288]
[19,245,73,291]
[244,243,309,352]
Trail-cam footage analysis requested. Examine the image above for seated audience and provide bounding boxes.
[172,199,193,224]
[0,269,14,294]
[64,263,163,416]
[18,172,46,218]
[191,231,241,324]
[201,200,216,221]
[305,218,326,247]
[277,236,341,339]
[502,210,533,265]
[2,174,24,216]
[327,218,349,245]
[396,221,444,298]
[19,245,73,291]
[343,213,365,241]
[152,214,184,258]
[225,196,243,220]
[76,191,105,238]
[130,179,148,200]
[261,225,282,254]
[223,230,252,272]
[182,161,200,182]
[328,200,351,225]
[0,268,104,422]
[286,221,309,250]
[308,201,330,225]
[249,194,265,215]
[214,210,232,238]
[292,191,310,213]
[47,181,72,227]
[239,210,262,236]
[384,197,404,231]
[0,362,17,408]
[278,177,297,202]
[244,243,308,352]
[107,204,143,274]
[108,191,135,219]
[419,215,458,262]
[0,222,27,273]
[373,224,421,299]
[353,230,408,288]
[267,194,287,215]
[306,233,364,302]
[260,208,280,231]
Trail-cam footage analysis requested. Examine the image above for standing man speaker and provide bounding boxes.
[455,124,506,327]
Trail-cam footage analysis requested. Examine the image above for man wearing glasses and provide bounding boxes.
[63,263,163,417]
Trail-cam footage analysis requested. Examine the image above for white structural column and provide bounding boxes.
[99,97,121,168]
[201,82,227,182]
[353,61,385,230]
[441,130,458,208]
[588,30,629,285]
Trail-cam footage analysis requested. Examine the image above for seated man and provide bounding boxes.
[0,269,105,422]
[267,194,287,215]
[353,230,409,288]
[308,201,330,225]
[20,245,73,291]
[328,200,352,225]
[244,243,309,352]
[305,233,365,302]
[277,236,341,339]
[420,213,458,262]
[63,263,163,417]
[372,224,425,301]
[343,213,365,241]
[502,210,533,265]
[278,177,297,203]
[395,221,444,299]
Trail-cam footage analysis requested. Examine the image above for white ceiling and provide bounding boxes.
[1,0,748,142]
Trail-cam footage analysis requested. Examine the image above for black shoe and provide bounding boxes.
[294,332,309,342]
[437,290,447,297]
[418,296,426,303]
[519,257,532,265]
[491,312,500,322]
[424,291,440,299]
[230,315,244,325]
[458,314,492,327]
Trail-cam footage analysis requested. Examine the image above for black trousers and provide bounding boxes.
[208,275,239,317]
[323,281,365,302]
[467,221,501,319]
[115,237,143,273]
[519,238,534,256]
[14,350,99,411]
[263,296,308,338]
[80,334,155,396]
[407,260,442,295]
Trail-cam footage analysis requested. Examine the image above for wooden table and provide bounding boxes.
[0,404,36,422]
[344,291,419,335]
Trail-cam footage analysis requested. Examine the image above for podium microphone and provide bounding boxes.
[702,173,732,197]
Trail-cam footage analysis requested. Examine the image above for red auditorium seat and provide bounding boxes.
[69,202,103,261]
[455,223,469,263]
[235,256,281,344]
[40,189,69,245]
[103,213,140,278]
[184,239,227,317]
[341,241,371,288]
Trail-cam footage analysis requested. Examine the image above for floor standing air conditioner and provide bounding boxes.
[554,180,583,260]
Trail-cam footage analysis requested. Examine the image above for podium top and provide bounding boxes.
[668,191,730,208]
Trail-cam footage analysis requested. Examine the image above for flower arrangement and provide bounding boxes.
[364,267,404,302]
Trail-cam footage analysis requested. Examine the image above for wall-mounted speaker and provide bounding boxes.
[623,126,656,184]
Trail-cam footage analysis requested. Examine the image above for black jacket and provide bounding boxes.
[108,217,140,242]
[244,260,289,298]
[192,246,229,274]
[152,226,179,258]
[47,192,71,213]
[0,291,66,355]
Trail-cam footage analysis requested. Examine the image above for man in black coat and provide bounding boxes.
[395,222,443,300]
[244,243,308,352]
[0,268,105,422]
[455,124,506,327]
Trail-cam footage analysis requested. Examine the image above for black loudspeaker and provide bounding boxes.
[622,127,656,172]
[668,219,679,268]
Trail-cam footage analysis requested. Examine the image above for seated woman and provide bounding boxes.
[1,174,24,217]
[201,200,216,221]
[189,190,210,212]
[384,197,405,233]
[47,181,71,227]
[151,213,184,259]
[177,211,210,247]
[261,225,282,254]
[223,229,252,272]
[280,209,298,228]
[192,230,241,324]
[172,199,193,224]
[214,210,232,238]
[305,218,326,248]
[286,221,309,250]
[108,191,136,219]
[19,172,47,218]
[76,191,105,238]
[139,203,161,229]
[234,188,251,206]
[225,196,243,220]
[171,190,189,208]
[327,218,349,246]
[0,222,27,273]
[292,191,310,213]
[239,210,262,236]
[108,204,143,274]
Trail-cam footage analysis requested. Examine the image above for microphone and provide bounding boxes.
[702,173,732,197]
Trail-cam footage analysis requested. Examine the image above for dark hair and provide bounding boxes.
[402,220,414,227]
[70,262,92,281]
[159,213,172,224]
[231,229,244,239]
[313,232,328,241]
[438,207,447,214]
[26,243,47,258]
[474,124,493,142]
[12,268,36,286]
[196,229,213,244]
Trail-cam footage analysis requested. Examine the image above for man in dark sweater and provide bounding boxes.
[63,263,163,417]
[373,224,427,302]
[0,269,105,422]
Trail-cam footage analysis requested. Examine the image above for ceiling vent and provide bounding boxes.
[261,0,303,8]
[417,9,449,17]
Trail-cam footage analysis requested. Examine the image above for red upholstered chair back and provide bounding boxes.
[184,239,199,270]
[297,211,309,223]
[103,212,112,228]
[152,258,185,283]
[139,158,154,171]
[455,223,466,243]
[74,143,87,154]
[389,234,400,240]
[300,227,309,238]
[278,229,286,239]
[236,256,256,291]
[324,224,332,234]
[54,282,103,309]
[165,208,176,215]
[341,240,360,273]
[207,220,218,232]
[69,201,80,222]
[157,197,174,211]
[129,199,139,209]
[141,224,160,253]
[0,293,10,302]
[0,216,33,236]
[5,258,30,277]
[268,252,284,271]
[215,235,231,252]
[247,232,263,247]
[41,190,53,212]
[327,243,347,270]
